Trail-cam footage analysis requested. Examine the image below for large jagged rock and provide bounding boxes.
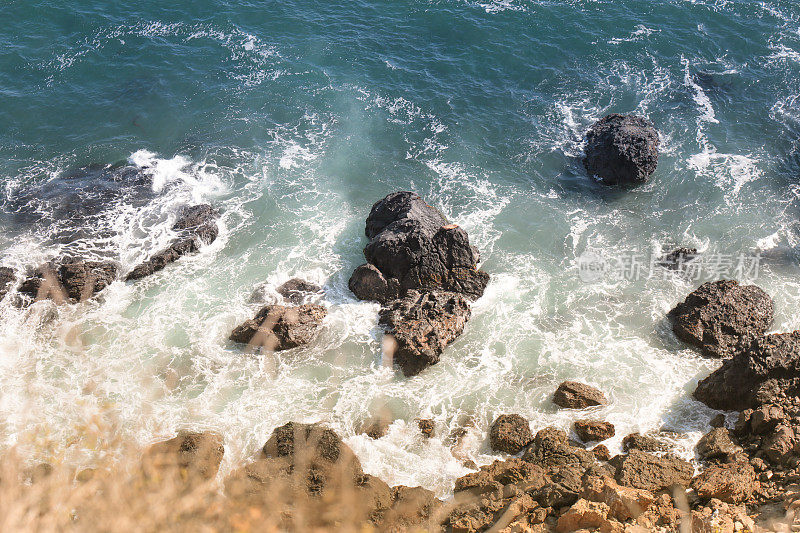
[691,461,757,504]
[19,259,118,303]
[668,280,774,358]
[126,204,219,281]
[378,290,470,376]
[695,428,741,462]
[350,192,489,302]
[0,267,14,301]
[583,113,659,186]
[490,414,534,454]
[552,381,607,409]
[141,431,224,487]
[229,304,326,351]
[613,449,693,493]
[694,332,800,411]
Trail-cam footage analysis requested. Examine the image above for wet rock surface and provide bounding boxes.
[0,267,14,301]
[19,259,118,303]
[583,113,659,186]
[574,420,615,442]
[276,278,322,304]
[229,304,327,351]
[378,290,470,376]
[552,381,607,409]
[669,279,774,358]
[489,414,534,454]
[126,204,219,281]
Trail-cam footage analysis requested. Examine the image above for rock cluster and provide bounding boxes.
[349,192,489,376]
[19,259,118,303]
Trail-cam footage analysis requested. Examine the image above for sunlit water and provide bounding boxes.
[2,0,800,496]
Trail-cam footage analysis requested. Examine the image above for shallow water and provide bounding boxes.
[2,0,800,496]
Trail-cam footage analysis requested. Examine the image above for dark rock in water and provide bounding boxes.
[694,332,800,411]
[552,381,608,409]
[141,431,224,486]
[348,263,400,304]
[668,280,774,358]
[583,114,659,186]
[710,413,726,428]
[354,192,489,301]
[0,267,15,301]
[489,414,534,454]
[418,419,435,438]
[574,420,615,442]
[276,278,322,304]
[378,290,471,376]
[229,304,327,351]
[360,416,391,439]
[19,260,118,303]
[125,204,219,281]
[622,433,669,453]
[658,247,698,270]
[614,449,693,493]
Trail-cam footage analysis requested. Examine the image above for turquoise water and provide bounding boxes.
[2,0,800,494]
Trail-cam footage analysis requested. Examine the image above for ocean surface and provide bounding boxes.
[2,0,800,495]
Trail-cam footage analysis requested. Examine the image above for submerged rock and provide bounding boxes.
[229,304,327,351]
[583,113,659,186]
[552,381,608,409]
[276,278,322,304]
[489,414,534,454]
[694,331,800,411]
[0,267,14,301]
[378,290,470,376]
[668,280,774,358]
[658,247,698,270]
[125,204,219,281]
[351,192,489,302]
[19,259,118,303]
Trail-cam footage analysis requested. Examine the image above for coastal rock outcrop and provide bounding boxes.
[19,259,118,303]
[378,290,470,376]
[229,304,327,351]
[489,414,534,454]
[141,431,224,487]
[126,204,219,281]
[350,191,489,302]
[583,113,659,186]
[668,279,774,358]
[694,331,800,411]
[552,381,607,409]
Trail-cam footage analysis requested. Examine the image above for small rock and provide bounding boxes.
[592,445,612,462]
[622,433,668,453]
[19,260,118,303]
[709,414,726,428]
[418,418,435,438]
[696,428,741,461]
[229,304,326,351]
[553,381,608,409]
[749,404,785,435]
[361,417,391,439]
[490,414,534,454]
[574,420,615,442]
[276,278,322,304]
[658,247,698,270]
[348,263,400,304]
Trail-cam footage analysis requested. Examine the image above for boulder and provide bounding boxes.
[552,381,607,409]
[582,475,655,521]
[694,332,800,411]
[19,259,118,303]
[126,204,219,281]
[522,427,596,470]
[691,461,757,504]
[592,445,612,462]
[658,247,698,270]
[0,267,14,301]
[622,433,668,453]
[352,192,489,301]
[490,414,534,454]
[614,449,693,493]
[418,418,435,438]
[229,304,327,351]
[454,458,547,495]
[556,498,609,532]
[574,420,615,442]
[348,263,400,304]
[583,114,659,186]
[760,424,797,465]
[668,280,774,358]
[378,290,470,376]
[709,414,726,428]
[749,404,785,435]
[695,428,741,462]
[276,278,322,304]
[141,431,224,486]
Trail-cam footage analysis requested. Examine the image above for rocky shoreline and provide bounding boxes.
[5,114,800,531]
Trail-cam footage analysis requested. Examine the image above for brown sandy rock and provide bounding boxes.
[556,498,609,532]
[614,449,693,493]
[490,414,534,454]
[691,461,758,504]
[142,431,224,487]
[229,304,326,350]
[582,475,655,521]
[553,381,607,409]
[574,420,615,442]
